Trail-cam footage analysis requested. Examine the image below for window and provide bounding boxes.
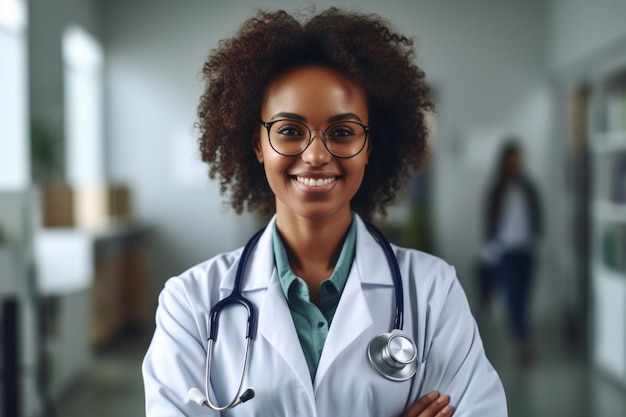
[62,25,104,186]
[0,0,28,189]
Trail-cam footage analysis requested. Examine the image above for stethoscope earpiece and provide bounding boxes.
[367,330,418,381]
[188,387,208,406]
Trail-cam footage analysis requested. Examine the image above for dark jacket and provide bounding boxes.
[484,176,542,243]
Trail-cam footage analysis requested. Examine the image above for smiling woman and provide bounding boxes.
[254,66,371,224]
[143,7,507,417]
[196,8,433,220]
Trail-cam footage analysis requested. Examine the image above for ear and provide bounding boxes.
[251,131,264,163]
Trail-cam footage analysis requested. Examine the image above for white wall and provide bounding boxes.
[103,0,553,308]
[548,0,626,71]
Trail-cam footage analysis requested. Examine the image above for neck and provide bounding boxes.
[275,210,353,299]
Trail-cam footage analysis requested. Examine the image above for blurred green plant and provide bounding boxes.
[30,117,64,183]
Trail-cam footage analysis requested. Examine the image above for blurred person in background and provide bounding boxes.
[483,140,542,365]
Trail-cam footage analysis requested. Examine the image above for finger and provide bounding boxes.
[402,391,439,416]
[425,395,450,417]
[412,394,450,417]
[434,404,455,417]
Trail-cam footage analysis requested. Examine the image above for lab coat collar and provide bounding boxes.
[352,214,395,286]
[218,216,277,293]
[219,213,393,292]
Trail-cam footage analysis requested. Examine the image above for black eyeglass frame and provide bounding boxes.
[260,119,370,158]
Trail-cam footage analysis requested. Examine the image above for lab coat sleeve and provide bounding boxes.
[421,266,508,416]
[142,274,219,416]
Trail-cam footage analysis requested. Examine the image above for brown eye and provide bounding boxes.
[273,120,308,140]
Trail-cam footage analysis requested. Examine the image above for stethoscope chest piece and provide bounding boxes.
[367,330,418,381]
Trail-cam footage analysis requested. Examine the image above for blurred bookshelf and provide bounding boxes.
[588,62,626,388]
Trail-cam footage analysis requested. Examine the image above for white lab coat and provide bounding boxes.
[143,214,507,416]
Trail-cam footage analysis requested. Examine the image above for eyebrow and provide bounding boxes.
[269,112,364,123]
[328,113,364,123]
[269,112,306,122]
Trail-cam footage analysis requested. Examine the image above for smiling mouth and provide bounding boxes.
[295,176,338,187]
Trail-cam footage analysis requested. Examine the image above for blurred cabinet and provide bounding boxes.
[91,227,151,347]
[36,223,152,400]
[588,62,626,388]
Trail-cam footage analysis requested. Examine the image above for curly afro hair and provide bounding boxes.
[197,7,433,221]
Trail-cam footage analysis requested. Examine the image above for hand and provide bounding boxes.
[401,391,454,417]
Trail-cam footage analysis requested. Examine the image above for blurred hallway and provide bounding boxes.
[55,313,626,417]
[476,310,626,417]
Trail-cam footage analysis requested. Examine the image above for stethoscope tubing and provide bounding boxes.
[203,228,264,410]
[208,228,264,341]
[204,338,254,411]
[365,223,404,331]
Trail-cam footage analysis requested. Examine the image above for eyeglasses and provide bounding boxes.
[261,119,370,158]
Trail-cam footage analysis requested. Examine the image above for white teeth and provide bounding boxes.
[296,176,336,187]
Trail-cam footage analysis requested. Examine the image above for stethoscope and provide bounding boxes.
[189,222,418,411]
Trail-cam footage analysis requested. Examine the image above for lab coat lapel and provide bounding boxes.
[252,219,316,404]
[314,216,391,388]
[258,273,315,400]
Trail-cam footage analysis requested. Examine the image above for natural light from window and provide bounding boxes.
[63,24,104,186]
[0,0,28,190]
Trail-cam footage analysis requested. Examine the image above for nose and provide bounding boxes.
[300,129,332,166]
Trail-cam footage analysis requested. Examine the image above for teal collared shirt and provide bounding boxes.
[272,219,356,380]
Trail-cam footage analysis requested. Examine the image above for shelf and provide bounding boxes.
[33,222,151,296]
[0,247,18,296]
[34,230,94,295]
[586,54,626,390]
[592,263,626,384]
[591,131,626,152]
[593,200,626,223]
[593,261,626,281]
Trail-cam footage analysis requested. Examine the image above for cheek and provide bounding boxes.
[354,154,370,173]
[345,158,369,188]
[262,152,292,182]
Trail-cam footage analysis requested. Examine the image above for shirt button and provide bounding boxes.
[318,321,325,328]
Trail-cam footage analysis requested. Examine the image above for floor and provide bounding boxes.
[53,331,148,417]
[53,309,626,417]
[475,308,626,417]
